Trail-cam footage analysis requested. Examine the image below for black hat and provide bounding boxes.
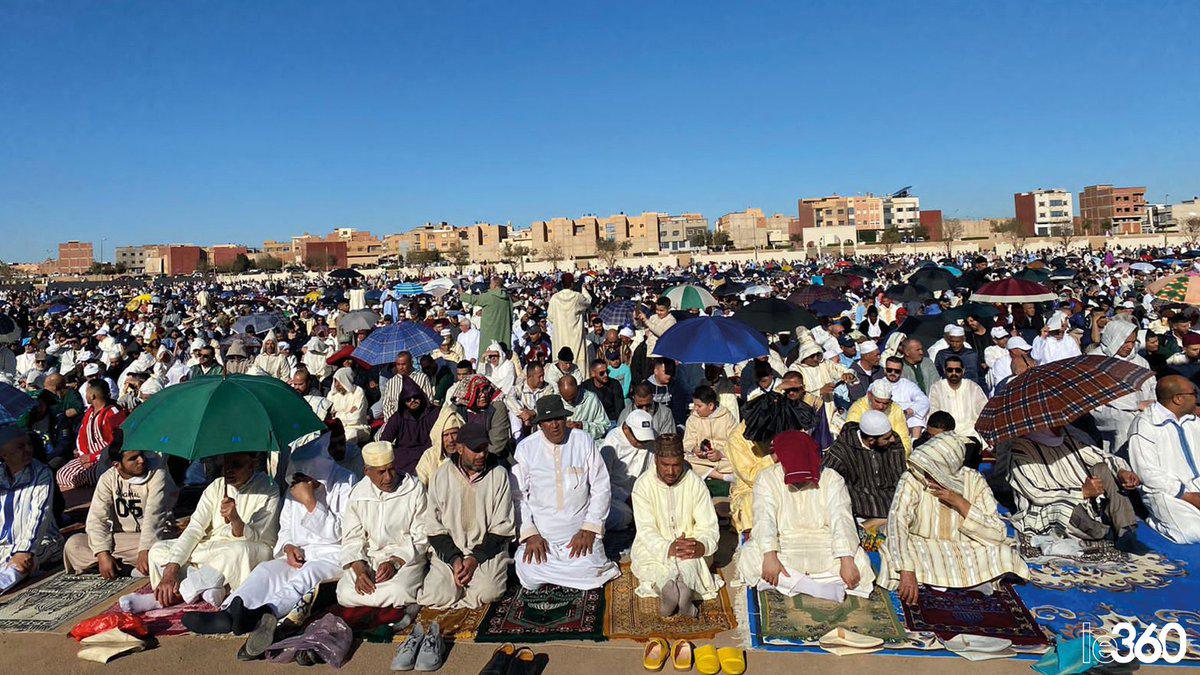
[531,395,571,424]
[458,422,490,451]
[557,346,574,362]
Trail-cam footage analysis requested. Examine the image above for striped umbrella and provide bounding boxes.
[662,284,718,311]
[393,282,426,297]
[1147,272,1200,304]
[599,301,647,327]
[970,279,1057,304]
[351,321,442,365]
[976,355,1153,445]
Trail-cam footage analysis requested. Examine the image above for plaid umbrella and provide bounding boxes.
[1147,272,1200,304]
[976,355,1154,445]
[971,278,1057,304]
[351,321,441,365]
[787,285,842,307]
[598,300,647,327]
[0,382,36,425]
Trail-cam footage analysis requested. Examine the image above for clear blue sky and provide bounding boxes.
[3,1,1199,262]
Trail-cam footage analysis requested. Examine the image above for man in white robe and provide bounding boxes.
[598,409,656,531]
[455,316,480,367]
[253,332,290,380]
[630,434,722,618]
[505,362,554,440]
[927,354,989,442]
[1031,313,1082,365]
[0,427,62,593]
[547,274,592,377]
[883,356,930,436]
[152,453,280,607]
[1128,375,1200,544]
[512,395,619,591]
[336,442,428,608]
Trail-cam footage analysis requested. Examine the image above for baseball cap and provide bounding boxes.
[624,409,656,442]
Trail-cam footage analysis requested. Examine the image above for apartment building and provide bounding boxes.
[1079,184,1146,235]
[144,245,205,275]
[115,244,159,272]
[463,223,510,262]
[656,213,708,252]
[883,195,921,231]
[531,216,601,259]
[54,241,94,275]
[1013,189,1074,237]
[797,195,885,242]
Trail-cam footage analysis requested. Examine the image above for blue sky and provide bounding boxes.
[3,1,1199,262]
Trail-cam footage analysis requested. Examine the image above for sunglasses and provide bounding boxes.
[783,387,803,395]
[945,367,963,373]
[884,368,902,374]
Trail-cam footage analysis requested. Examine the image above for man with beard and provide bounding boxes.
[506,362,555,441]
[223,340,251,375]
[822,410,907,527]
[846,340,885,403]
[617,382,676,438]
[882,356,930,438]
[927,355,989,443]
[558,374,612,442]
[253,332,289,380]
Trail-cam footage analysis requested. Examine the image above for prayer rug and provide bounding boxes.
[603,565,736,640]
[475,584,606,643]
[902,582,1051,647]
[0,573,138,633]
[394,605,489,641]
[92,584,219,637]
[755,587,906,645]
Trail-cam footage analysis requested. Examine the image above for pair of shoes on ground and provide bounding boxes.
[392,621,445,672]
[658,578,699,618]
[644,639,744,675]
[479,643,548,675]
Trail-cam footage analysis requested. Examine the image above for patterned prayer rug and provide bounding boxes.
[902,582,1051,647]
[0,573,138,633]
[603,565,736,640]
[475,584,606,643]
[393,605,489,641]
[755,587,906,645]
[91,584,219,637]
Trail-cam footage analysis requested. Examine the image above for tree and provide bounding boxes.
[938,219,965,256]
[88,262,117,275]
[448,246,471,274]
[711,231,732,250]
[1051,223,1079,250]
[596,238,632,269]
[688,231,710,249]
[1183,217,1200,247]
[541,242,564,265]
[991,218,1026,254]
[879,226,902,256]
[500,242,530,274]
[195,257,211,274]
[789,232,804,250]
[406,249,442,275]
[257,255,283,271]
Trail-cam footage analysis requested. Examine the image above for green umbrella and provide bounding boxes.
[662,284,718,311]
[121,374,324,460]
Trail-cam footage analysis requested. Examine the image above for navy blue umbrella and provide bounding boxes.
[809,299,852,317]
[352,321,442,366]
[654,317,768,364]
[0,382,36,425]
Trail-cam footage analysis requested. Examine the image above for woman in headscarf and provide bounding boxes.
[415,408,464,486]
[479,341,517,395]
[1087,319,1156,455]
[378,377,439,475]
[736,431,875,600]
[329,367,370,445]
[879,432,1028,605]
[453,375,512,457]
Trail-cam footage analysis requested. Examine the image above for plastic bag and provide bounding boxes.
[70,612,150,641]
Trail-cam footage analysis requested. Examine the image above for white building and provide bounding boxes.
[1015,189,1074,237]
[882,195,921,232]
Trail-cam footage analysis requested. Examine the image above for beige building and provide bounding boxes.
[798,195,885,241]
[717,209,793,249]
[882,195,921,232]
[261,240,294,260]
[115,244,159,272]
[531,217,601,259]
[463,223,510,262]
[656,213,708,252]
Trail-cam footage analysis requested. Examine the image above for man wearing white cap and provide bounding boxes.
[431,329,464,364]
[934,325,983,387]
[844,379,913,455]
[927,354,989,443]
[983,327,1012,391]
[991,336,1035,394]
[822,409,907,524]
[336,441,429,608]
[1031,312,1082,365]
[846,340,885,403]
[882,356,930,437]
[599,408,657,531]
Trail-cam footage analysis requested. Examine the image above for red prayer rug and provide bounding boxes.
[902,582,1051,646]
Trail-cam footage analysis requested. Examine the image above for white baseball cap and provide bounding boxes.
[624,409,656,442]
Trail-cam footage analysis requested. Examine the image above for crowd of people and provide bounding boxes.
[1,246,1199,668]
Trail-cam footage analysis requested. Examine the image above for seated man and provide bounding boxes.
[738,431,874,601]
[843,379,913,455]
[557,375,610,442]
[879,433,1028,604]
[598,410,657,531]
[631,434,723,618]
[927,355,989,443]
[1008,426,1145,553]
[617,382,676,438]
[821,410,907,526]
[57,380,127,491]
[183,440,356,656]
[151,452,280,607]
[65,448,178,578]
[0,426,62,593]
[682,385,736,481]
[512,396,620,591]
[1126,375,1200,544]
[882,356,930,438]
[418,423,516,610]
[336,442,427,608]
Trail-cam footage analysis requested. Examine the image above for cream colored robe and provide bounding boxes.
[737,465,874,597]
[726,422,776,533]
[682,406,737,477]
[548,287,592,369]
[335,475,428,608]
[630,471,723,600]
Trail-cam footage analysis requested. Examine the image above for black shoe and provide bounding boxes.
[1116,530,1151,555]
[225,597,247,632]
[296,649,320,667]
[479,643,515,675]
[236,612,277,661]
[181,608,233,635]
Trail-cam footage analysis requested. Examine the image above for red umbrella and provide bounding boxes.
[977,355,1153,445]
[787,285,843,307]
[970,278,1057,304]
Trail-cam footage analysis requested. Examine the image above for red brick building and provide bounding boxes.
[1079,184,1146,235]
[55,241,94,274]
[919,210,944,240]
[145,245,205,275]
[208,245,249,269]
[298,240,347,270]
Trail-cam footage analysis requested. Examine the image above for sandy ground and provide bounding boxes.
[0,631,1053,674]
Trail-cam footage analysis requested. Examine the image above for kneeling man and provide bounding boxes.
[336,441,428,607]
[513,396,620,590]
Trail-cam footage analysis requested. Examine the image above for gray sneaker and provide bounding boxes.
[414,621,444,672]
[391,622,425,671]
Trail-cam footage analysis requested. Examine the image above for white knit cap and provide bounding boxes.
[944,325,965,337]
[868,379,893,400]
[83,363,101,376]
[859,410,892,436]
[361,441,395,468]
[857,340,879,356]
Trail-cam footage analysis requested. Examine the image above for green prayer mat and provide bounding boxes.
[705,478,731,498]
[756,588,906,644]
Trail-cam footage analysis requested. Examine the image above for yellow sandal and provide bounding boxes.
[716,648,745,675]
[694,645,720,675]
[643,637,670,671]
[672,640,694,671]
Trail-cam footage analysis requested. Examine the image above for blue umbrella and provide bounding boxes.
[654,317,768,365]
[0,382,37,425]
[352,321,442,366]
[46,304,70,316]
[939,265,963,277]
[810,299,852,317]
[599,300,647,327]
[393,282,425,297]
[365,289,384,303]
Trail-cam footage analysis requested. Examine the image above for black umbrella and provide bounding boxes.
[612,285,639,299]
[896,315,952,348]
[328,268,363,280]
[787,285,843,307]
[714,281,748,298]
[843,265,876,279]
[885,283,934,304]
[909,268,955,292]
[1048,267,1076,281]
[1014,268,1051,284]
[731,299,819,334]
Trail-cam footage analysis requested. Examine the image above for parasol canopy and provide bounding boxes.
[970,279,1057,304]
[654,317,768,364]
